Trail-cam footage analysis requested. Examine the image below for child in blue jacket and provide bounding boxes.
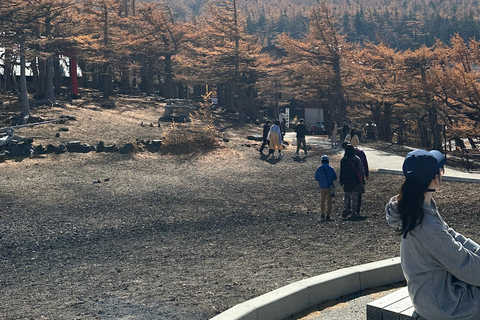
[315,155,337,221]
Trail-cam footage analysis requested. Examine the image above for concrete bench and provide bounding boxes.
[366,286,426,320]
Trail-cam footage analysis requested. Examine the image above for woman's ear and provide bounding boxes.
[427,175,439,191]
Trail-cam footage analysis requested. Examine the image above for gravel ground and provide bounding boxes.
[1,95,480,320]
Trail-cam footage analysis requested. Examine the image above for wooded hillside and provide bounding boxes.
[1,0,480,150]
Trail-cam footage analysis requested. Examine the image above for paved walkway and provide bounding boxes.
[284,133,480,182]
[289,285,402,320]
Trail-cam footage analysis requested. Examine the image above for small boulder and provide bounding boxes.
[145,140,162,152]
[45,144,57,154]
[66,141,91,153]
[96,141,106,152]
[55,145,66,154]
[119,143,135,154]
[35,145,46,154]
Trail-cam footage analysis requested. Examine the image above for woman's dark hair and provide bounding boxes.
[275,120,280,125]
[397,178,430,238]
[350,128,355,136]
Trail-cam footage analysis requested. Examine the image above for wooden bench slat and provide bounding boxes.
[367,287,426,320]
[383,297,414,320]
[367,287,409,309]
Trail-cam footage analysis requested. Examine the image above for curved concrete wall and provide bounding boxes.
[210,257,404,320]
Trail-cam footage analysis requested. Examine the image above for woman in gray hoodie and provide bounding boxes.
[386,149,480,320]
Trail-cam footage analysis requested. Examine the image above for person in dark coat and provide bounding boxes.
[259,120,271,155]
[339,144,365,218]
[354,146,369,215]
[294,118,308,155]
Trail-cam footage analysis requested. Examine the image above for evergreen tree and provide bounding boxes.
[179,0,263,123]
[135,2,187,97]
[278,1,349,126]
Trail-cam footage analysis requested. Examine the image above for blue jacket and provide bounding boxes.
[315,163,337,189]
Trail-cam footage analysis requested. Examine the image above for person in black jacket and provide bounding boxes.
[259,120,271,155]
[339,144,365,218]
[295,119,308,155]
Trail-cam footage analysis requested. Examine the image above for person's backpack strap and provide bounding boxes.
[348,159,364,184]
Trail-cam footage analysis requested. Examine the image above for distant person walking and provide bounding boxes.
[267,120,283,159]
[340,144,365,218]
[259,120,271,155]
[330,122,340,147]
[344,128,359,148]
[341,120,349,142]
[295,118,308,155]
[315,155,337,221]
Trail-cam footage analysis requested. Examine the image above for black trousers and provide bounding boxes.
[259,139,269,153]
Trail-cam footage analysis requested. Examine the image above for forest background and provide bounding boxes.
[2,0,480,150]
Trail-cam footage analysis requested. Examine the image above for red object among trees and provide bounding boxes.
[70,57,78,96]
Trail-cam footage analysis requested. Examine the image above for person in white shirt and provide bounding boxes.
[344,128,359,147]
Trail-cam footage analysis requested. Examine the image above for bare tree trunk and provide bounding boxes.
[164,54,173,98]
[332,56,347,125]
[419,116,430,148]
[225,83,235,113]
[19,38,30,123]
[45,55,55,102]
[36,58,46,99]
[102,63,113,98]
[429,106,442,151]
[31,57,38,94]
[54,55,62,95]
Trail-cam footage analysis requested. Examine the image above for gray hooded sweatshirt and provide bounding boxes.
[386,196,480,320]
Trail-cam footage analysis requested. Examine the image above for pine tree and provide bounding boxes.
[278,1,349,127]
[179,0,264,123]
[0,0,37,121]
[135,2,187,97]
[77,0,134,98]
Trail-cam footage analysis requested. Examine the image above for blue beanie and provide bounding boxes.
[402,149,446,185]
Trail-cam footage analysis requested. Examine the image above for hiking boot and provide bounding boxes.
[320,214,326,222]
[342,209,351,218]
[325,216,333,221]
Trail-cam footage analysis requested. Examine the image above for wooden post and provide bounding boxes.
[71,57,79,96]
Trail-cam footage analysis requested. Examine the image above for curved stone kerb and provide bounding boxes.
[210,257,403,320]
